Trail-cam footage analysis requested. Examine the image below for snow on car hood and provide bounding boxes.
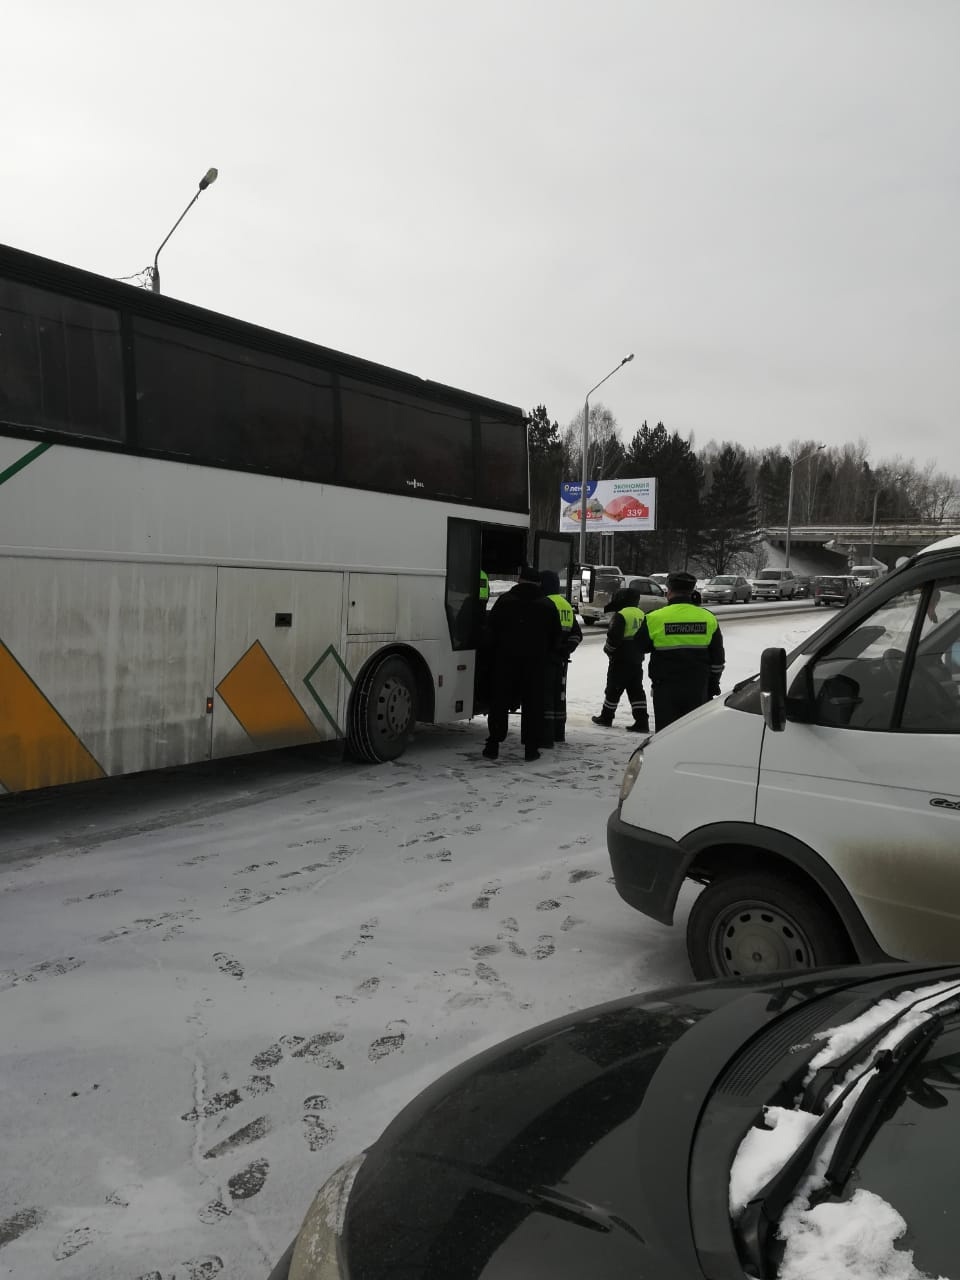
[729,979,960,1280]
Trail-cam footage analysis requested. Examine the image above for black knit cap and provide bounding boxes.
[667,571,698,594]
[518,564,541,584]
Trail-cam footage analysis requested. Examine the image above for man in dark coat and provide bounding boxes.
[539,568,583,746]
[637,571,725,730]
[484,565,562,762]
[591,587,650,732]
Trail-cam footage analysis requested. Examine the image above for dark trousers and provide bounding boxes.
[543,659,568,743]
[488,660,546,747]
[601,661,648,723]
[651,679,709,731]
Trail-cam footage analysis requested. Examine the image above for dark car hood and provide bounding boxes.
[342,965,926,1280]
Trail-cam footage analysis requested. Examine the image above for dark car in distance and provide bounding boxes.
[268,964,960,1280]
[814,574,860,607]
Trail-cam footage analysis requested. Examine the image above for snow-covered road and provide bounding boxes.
[0,611,824,1278]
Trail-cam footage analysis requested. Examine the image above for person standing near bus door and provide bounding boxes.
[637,571,725,730]
[483,565,561,762]
[540,569,582,745]
[591,587,650,732]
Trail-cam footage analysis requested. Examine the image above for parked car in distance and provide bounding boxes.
[749,567,798,599]
[814,574,860,607]
[793,574,814,598]
[608,532,960,981]
[269,962,960,1280]
[701,574,752,604]
[650,573,669,589]
[627,576,666,599]
[575,564,625,624]
[851,563,885,589]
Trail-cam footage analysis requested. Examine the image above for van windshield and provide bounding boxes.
[758,570,782,580]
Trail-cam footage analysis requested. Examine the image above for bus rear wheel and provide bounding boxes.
[348,654,418,763]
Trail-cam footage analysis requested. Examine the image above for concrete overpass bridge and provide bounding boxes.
[761,522,960,569]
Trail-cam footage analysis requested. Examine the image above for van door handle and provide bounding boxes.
[930,798,960,812]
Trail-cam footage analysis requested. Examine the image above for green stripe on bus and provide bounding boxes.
[0,442,51,488]
[303,644,354,737]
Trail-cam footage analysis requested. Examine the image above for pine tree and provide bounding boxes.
[701,445,757,573]
[527,404,565,548]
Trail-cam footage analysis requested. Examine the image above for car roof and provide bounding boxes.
[918,534,960,556]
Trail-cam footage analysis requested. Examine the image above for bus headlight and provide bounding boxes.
[619,746,647,804]
[288,1154,364,1280]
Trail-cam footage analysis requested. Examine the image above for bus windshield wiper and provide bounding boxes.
[735,1000,958,1280]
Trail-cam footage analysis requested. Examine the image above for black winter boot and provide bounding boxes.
[626,714,650,732]
[591,714,614,727]
[482,740,499,759]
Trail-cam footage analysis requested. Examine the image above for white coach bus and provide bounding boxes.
[0,244,570,795]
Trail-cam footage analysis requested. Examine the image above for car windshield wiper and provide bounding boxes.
[823,1003,958,1190]
[735,998,959,1280]
[801,979,960,1113]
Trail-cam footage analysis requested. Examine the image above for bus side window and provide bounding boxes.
[0,279,125,441]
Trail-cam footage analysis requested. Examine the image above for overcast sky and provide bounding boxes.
[8,0,960,475]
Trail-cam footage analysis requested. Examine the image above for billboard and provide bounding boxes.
[559,477,657,532]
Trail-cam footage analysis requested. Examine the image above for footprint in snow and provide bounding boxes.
[471,881,502,910]
[568,869,600,884]
[534,936,556,960]
[53,1226,96,1259]
[536,899,561,911]
[203,1116,270,1159]
[303,1114,337,1151]
[213,952,244,979]
[228,1157,269,1201]
[180,1089,242,1122]
[471,943,501,959]
[199,1199,231,1223]
[369,1021,407,1061]
[560,915,582,932]
[0,1207,45,1245]
[251,1043,283,1070]
[474,962,503,985]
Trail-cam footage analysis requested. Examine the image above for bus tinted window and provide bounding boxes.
[340,378,474,501]
[0,279,124,441]
[478,416,527,511]
[133,318,335,480]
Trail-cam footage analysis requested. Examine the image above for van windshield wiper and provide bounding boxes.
[735,999,959,1279]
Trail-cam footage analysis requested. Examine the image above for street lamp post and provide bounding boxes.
[578,354,634,565]
[784,444,825,569]
[151,167,219,294]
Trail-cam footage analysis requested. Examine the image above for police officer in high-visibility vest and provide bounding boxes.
[592,587,650,732]
[637,571,725,730]
[540,569,582,744]
[478,569,490,609]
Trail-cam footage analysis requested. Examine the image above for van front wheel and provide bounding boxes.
[686,872,852,980]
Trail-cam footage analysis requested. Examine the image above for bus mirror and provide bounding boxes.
[759,647,787,732]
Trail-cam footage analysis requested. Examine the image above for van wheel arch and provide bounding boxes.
[681,825,888,968]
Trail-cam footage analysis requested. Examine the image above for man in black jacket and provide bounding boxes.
[484,565,562,762]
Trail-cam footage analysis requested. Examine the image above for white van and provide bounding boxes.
[608,534,960,980]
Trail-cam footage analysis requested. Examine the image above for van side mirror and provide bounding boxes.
[580,567,595,603]
[759,647,787,732]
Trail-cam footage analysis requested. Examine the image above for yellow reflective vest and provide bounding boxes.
[547,593,575,631]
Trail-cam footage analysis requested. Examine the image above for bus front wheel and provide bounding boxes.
[348,653,418,763]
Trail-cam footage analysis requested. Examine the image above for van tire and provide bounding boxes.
[686,871,852,980]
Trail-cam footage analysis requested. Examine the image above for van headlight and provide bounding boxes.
[288,1154,364,1280]
[619,747,647,803]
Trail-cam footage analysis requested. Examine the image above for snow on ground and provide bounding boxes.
[0,611,823,1278]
